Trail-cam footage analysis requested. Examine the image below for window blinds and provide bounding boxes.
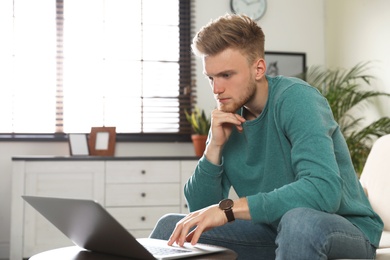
[0,0,195,137]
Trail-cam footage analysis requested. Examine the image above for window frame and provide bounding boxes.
[0,132,191,142]
[0,0,195,142]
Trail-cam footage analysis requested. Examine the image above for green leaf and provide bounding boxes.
[185,107,211,135]
[303,61,390,176]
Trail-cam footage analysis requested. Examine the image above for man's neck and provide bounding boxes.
[243,78,268,120]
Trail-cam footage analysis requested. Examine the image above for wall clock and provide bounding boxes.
[230,0,267,21]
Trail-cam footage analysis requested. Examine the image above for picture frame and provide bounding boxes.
[88,127,116,156]
[265,51,306,77]
[68,134,89,156]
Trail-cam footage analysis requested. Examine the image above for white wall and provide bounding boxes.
[195,0,326,113]
[0,0,329,258]
[325,0,390,123]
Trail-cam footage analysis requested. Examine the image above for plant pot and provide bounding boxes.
[191,134,208,157]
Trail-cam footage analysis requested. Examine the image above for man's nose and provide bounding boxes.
[212,79,224,94]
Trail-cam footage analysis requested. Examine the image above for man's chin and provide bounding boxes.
[217,104,239,113]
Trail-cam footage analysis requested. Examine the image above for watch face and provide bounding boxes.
[230,0,267,21]
[219,199,234,210]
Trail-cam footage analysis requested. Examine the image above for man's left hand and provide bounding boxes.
[167,204,227,246]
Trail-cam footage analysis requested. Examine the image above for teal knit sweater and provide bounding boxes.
[184,75,383,247]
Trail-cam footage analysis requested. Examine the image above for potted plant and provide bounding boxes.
[301,61,390,175]
[185,107,211,157]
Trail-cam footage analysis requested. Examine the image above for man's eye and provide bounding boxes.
[222,73,231,78]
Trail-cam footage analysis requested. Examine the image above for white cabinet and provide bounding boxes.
[10,157,198,260]
[105,160,182,238]
[180,160,198,212]
[11,160,105,259]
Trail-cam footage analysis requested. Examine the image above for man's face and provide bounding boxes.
[203,48,257,113]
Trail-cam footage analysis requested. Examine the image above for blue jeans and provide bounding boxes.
[149,208,377,259]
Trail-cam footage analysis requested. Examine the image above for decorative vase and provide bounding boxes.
[191,134,207,157]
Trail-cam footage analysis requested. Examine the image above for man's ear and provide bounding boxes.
[254,58,267,80]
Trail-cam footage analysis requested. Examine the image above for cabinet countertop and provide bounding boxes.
[12,156,200,161]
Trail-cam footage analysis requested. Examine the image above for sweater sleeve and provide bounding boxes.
[184,156,231,212]
[247,84,344,224]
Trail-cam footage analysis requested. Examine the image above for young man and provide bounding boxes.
[150,14,383,259]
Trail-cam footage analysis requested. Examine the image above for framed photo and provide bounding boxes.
[68,134,89,156]
[265,51,306,77]
[88,127,116,156]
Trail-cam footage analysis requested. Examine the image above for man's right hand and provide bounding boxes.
[204,109,246,165]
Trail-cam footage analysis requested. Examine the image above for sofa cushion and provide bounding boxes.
[360,135,390,231]
[379,231,390,249]
[376,247,390,260]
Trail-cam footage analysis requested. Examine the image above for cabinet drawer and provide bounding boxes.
[106,183,181,206]
[129,229,152,239]
[25,161,105,173]
[106,161,180,183]
[107,206,180,230]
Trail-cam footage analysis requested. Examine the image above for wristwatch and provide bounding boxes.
[219,199,235,222]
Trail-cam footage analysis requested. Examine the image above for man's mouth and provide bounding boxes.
[217,97,230,104]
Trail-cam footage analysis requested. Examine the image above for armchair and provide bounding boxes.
[359,134,390,259]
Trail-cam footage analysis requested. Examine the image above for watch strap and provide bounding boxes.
[224,208,235,222]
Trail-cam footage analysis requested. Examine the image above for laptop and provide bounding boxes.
[22,196,227,260]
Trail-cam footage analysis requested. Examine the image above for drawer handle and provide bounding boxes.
[141,192,146,197]
[141,216,146,221]
[141,170,146,174]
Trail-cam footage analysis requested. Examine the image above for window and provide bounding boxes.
[0,0,195,141]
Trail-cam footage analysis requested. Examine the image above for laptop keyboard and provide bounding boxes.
[145,245,191,256]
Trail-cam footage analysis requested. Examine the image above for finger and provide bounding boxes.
[177,217,196,246]
[184,225,211,243]
[236,124,244,133]
[167,213,194,246]
[168,233,177,246]
[233,114,246,133]
[189,227,203,245]
[188,225,213,245]
[212,109,246,122]
[185,229,195,242]
[184,217,213,243]
[169,214,200,247]
[212,113,244,127]
[168,221,183,246]
[234,113,246,123]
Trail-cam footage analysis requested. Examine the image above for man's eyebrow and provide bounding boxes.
[204,70,235,77]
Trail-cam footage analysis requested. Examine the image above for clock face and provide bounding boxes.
[219,199,234,210]
[230,0,267,21]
